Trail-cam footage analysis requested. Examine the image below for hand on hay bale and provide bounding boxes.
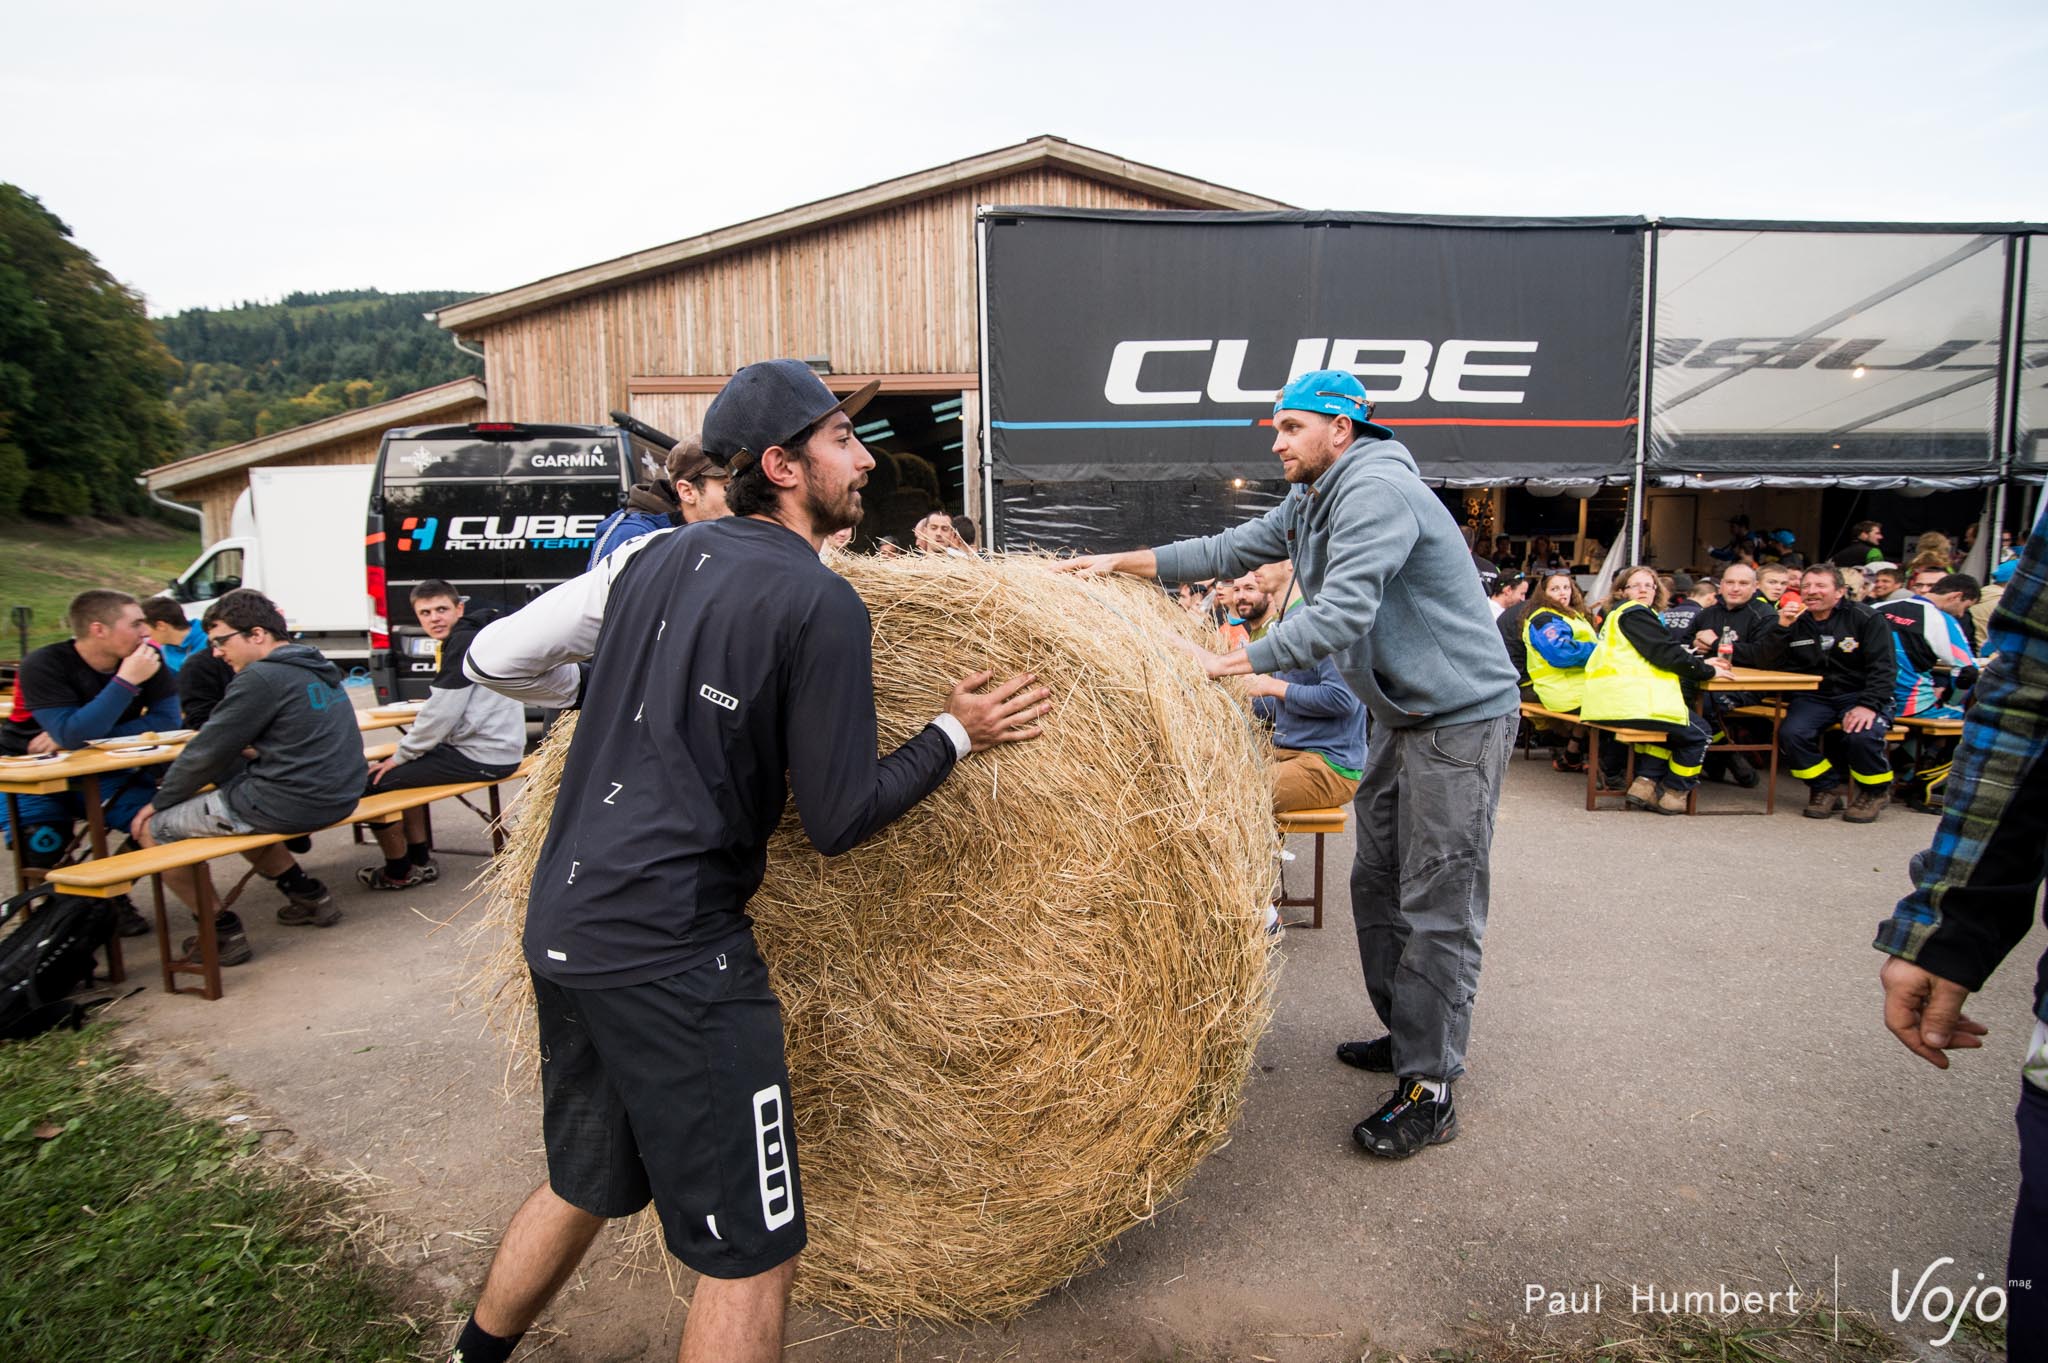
[944,670,1050,751]
[466,552,1277,1323]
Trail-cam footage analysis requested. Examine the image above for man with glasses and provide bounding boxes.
[127,589,363,965]
[1058,369,1521,1161]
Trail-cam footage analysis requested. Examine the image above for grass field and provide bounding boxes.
[0,520,202,654]
[0,1025,426,1362]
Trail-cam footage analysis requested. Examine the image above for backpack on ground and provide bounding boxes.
[0,883,114,1041]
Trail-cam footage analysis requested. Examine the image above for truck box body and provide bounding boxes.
[170,464,377,666]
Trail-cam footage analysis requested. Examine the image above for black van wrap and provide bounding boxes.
[369,423,631,701]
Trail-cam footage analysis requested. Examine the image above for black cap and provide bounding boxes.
[701,360,880,472]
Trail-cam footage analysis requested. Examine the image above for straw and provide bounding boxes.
[463,553,1278,1321]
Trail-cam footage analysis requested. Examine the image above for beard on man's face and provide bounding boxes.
[803,474,864,535]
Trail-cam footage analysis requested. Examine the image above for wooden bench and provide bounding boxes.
[1276,805,1347,930]
[1520,703,1685,812]
[45,756,533,1001]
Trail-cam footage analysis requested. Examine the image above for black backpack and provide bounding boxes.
[0,884,115,1040]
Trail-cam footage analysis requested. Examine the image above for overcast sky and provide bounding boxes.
[7,1,2045,317]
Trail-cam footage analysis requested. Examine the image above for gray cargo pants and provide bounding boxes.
[1348,712,1514,1083]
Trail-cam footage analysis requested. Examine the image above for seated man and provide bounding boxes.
[1234,565,1368,812]
[1737,564,1898,824]
[1926,573,1984,653]
[1875,574,1978,813]
[357,580,525,890]
[0,589,179,936]
[128,590,363,966]
[139,596,210,674]
[1486,571,1528,621]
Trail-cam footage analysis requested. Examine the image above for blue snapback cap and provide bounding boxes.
[1274,370,1395,441]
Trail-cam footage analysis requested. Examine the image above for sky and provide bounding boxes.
[6,0,2046,317]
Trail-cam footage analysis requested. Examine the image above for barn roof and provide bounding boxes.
[431,135,1286,333]
[144,377,487,493]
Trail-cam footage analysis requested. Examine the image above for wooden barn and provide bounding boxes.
[144,377,486,543]
[432,136,1281,538]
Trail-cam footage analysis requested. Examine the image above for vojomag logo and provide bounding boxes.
[397,516,439,552]
[1890,1256,2008,1348]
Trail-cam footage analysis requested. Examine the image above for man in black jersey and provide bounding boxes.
[451,360,1050,1363]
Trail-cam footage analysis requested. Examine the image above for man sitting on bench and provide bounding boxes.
[356,579,524,891]
[127,589,362,966]
[1,588,179,937]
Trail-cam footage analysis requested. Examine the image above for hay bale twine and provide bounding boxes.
[470,553,1277,1321]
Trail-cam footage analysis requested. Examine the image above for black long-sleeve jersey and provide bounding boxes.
[466,517,966,987]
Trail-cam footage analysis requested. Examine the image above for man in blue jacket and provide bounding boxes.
[1060,370,1520,1160]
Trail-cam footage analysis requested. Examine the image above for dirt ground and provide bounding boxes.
[110,760,2034,1362]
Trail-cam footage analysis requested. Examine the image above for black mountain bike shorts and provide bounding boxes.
[530,935,804,1278]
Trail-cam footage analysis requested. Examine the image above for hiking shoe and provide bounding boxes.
[178,925,251,965]
[1354,1079,1458,1159]
[1336,1036,1394,1072]
[112,897,151,938]
[1648,785,1690,816]
[1803,786,1846,820]
[1844,787,1888,824]
[1724,753,1761,788]
[355,864,432,892]
[1625,776,1658,810]
[277,888,343,927]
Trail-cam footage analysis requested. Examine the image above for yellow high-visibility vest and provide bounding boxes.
[1522,608,1597,712]
[1581,601,1688,724]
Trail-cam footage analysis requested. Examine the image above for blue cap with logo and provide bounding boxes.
[1273,370,1395,441]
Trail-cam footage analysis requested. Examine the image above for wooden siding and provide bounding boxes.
[478,169,1186,424]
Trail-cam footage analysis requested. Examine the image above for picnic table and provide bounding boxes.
[1699,666,1821,815]
[1,706,419,891]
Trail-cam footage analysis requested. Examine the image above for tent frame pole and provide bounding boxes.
[1628,224,1659,563]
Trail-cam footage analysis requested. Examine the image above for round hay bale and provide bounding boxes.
[468,553,1277,1321]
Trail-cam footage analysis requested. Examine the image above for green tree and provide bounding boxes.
[0,185,184,518]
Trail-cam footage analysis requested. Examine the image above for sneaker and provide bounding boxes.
[1353,1079,1458,1159]
[1648,785,1690,816]
[1844,786,1888,824]
[1803,786,1846,820]
[355,864,431,892]
[1336,1036,1394,1072]
[112,897,151,938]
[1724,753,1761,789]
[178,925,251,965]
[1551,751,1587,774]
[277,889,343,927]
[274,877,340,924]
[1625,776,1658,810]
[408,860,440,885]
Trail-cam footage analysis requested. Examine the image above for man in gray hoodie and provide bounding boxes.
[1060,370,1520,1159]
[129,588,365,965]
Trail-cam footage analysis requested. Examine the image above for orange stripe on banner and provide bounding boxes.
[364,532,386,545]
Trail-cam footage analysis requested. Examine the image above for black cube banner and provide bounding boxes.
[983,209,1647,491]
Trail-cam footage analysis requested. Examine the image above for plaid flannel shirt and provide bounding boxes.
[1874,504,2048,1020]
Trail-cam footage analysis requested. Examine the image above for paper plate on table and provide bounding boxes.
[88,731,193,749]
[370,701,427,715]
[0,753,65,766]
